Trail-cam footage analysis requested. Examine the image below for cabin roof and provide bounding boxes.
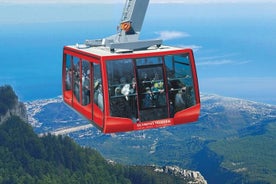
[65,44,188,57]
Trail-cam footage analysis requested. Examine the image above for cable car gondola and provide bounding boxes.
[62,0,200,133]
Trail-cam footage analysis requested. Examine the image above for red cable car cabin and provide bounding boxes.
[62,45,200,133]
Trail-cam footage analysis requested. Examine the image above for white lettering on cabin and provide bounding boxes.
[137,119,171,128]
[153,119,171,125]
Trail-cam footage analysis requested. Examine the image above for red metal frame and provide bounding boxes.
[63,46,200,133]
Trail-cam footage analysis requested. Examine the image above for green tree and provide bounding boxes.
[0,116,189,184]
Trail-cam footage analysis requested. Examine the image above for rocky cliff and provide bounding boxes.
[0,85,28,124]
[154,165,207,184]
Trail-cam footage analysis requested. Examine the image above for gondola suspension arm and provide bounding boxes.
[85,0,162,51]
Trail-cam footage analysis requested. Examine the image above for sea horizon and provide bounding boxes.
[1,3,276,105]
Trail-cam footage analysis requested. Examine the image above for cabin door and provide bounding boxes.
[136,64,169,122]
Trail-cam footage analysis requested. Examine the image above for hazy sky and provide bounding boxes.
[1,1,275,104]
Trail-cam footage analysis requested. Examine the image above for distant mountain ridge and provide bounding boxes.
[26,93,276,138]
[24,93,276,183]
[200,93,276,134]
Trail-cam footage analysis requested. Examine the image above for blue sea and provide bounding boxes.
[1,3,276,104]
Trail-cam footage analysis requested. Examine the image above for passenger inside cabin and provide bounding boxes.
[114,86,121,96]
[65,68,72,90]
[82,69,90,105]
[73,63,80,102]
[121,83,130,101]
[143,87,153,108]
[140,72,151,92]
[151,81,165,106]
[175,86,187,112]
[130,77,136,94]
[94,80,103,110]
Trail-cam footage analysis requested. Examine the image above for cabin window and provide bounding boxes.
[136,56,163,66]
[65,54,72,90]
[81,60,91,106]
[136,59,167,109]
[72,57,81,103]
[107,59,137,121]
[164,54,196,113]
[106,53,197,122]
[93,63,104,111]
[136,56,168,121]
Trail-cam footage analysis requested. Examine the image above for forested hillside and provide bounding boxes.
[0,85,200,184]
[0,116,195,184]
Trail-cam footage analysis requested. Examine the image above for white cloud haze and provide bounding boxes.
[155,31,190,41]
[197,54,251,66]
[197,59,251,66]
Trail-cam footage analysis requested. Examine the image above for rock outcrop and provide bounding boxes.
[0,85,28,124]
[154,165,207,184]
[0,101,28,124]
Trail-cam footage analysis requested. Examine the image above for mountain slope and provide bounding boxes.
[1,116,130,184]
[209,121,276,183]
[0,85,206,184]
[200,94,276,183]
[0,116,207,184]
[25,94,276,184]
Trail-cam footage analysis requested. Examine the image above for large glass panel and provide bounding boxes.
[81,60,91,106]
[106,54,196,122]
[107,59,137,121]
[136,56,163,66]
[65,55,72,90]
[73,57,81,103]
[93,63,104,111]
[165,54,196,115]
[136,60,168,122]
[137,66,166,109]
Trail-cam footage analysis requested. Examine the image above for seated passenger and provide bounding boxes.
[65,68,72,90]
[143,87,153,108]
[130,78,136,94]
[121,84,131,101]
[175,87,187,112]
[151,81,166,106]
[94,80,103,110]
[114,86,121,96]
[141,72,151,92]
[82,70,90,105]
[97,84,103,110]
